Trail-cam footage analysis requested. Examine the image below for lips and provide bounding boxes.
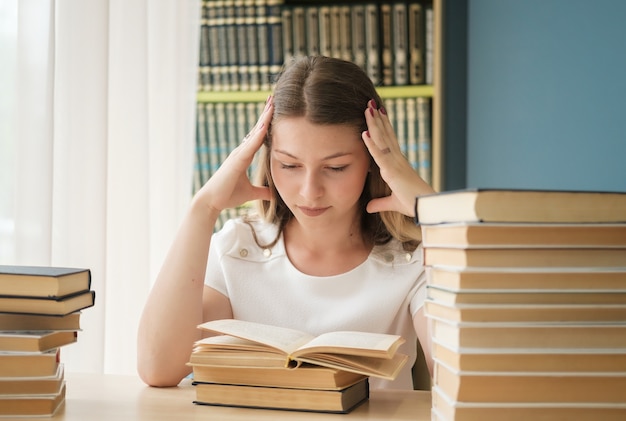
[297,206,330,217]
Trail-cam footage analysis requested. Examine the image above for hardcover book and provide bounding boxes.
[193,377,369,413]
[194,319,407,380]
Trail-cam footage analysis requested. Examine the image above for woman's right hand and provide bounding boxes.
[195,96,274,213]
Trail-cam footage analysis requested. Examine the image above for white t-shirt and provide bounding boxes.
[205,218,428,390]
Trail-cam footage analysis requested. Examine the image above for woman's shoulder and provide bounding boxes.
[370,238,423,267]
[213,215,283,260]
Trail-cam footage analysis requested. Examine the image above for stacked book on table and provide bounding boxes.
[0,266,96,417]
[415,188,626,421]
[187,318,408,413]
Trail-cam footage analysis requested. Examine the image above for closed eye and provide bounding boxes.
[327,166,348,172]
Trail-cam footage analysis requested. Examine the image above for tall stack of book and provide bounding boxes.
[187,319,408,413]
[415,189,626,421]
[0,266,96,417]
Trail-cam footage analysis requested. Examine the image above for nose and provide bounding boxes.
[299,170,324,200]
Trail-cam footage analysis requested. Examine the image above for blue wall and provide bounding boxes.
[466,0,626,191]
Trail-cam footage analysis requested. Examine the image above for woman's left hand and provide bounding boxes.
[362,99,435,217]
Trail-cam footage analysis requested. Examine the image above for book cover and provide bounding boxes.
[415,189,626,225]
[193,377,369,413]
[425,299,626,323]
[189,363,367,390]
[423,247,626,268]
[425,266,626,291]
[432,340,626,373]
[0,349,60,377]
[432,385,626,421]
[0,290,95,317]
[0,330,77,353]
[420,222,626,248]
[0,266,91,299]
[0,364,64,395]
[0,312,81,331]
[434,360,626,403]
[0,382,65,417]
[430,317,626,350]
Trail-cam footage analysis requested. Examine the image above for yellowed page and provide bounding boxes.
[292,331,405,359]
[198,319,314,355]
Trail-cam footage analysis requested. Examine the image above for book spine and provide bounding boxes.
[408,2,424,85]
[256,0,270,91]
[235,0,250,91]
[405,97,419,172]
[246,102,263,177]
[379,3,393,86]
[425,3,434,85]
[416,97,432,184]
[329,5,342,59]
[205,102,219,180]
[224,0,239,91]
[245,0,260,91]
[235,102,248,146]
[281,7,294,65]
[364,2,380,85]
[207,1,221,91]
[351,4,367,73]
[392,2,408,86]
[266,0,284,85]
[305,6,320,56]
[194,102,208,192]
[318,6,332,58]
[215,1,230,90]
[199,1,211,91]
[292,6,307,60]
[339,5,352,62]
[395,98,407,163]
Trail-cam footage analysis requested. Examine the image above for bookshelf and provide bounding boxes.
[195,0,443,196]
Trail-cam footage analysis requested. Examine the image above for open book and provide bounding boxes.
[194,319,408,380]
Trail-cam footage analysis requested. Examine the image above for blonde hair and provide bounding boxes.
[248,56,421,251]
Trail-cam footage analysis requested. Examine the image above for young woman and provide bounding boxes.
[137,56,435,390]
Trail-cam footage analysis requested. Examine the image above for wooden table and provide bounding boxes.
[29,373,432,420]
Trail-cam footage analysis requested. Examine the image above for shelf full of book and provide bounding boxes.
[194,0,443,227]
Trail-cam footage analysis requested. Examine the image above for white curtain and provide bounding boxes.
[0,0,200,374]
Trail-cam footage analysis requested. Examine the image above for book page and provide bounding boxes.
[292,331,405,359]
[296,352,408,380]
[198,319,315,355]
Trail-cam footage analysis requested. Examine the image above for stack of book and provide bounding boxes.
[0,266,96,417]
[415,188,626,421]
[187,319,408,413]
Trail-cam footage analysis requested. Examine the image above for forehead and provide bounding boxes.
[271,117,362,153]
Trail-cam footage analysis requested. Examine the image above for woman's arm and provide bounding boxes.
[413,307,434,378]
[137,98,274,387]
